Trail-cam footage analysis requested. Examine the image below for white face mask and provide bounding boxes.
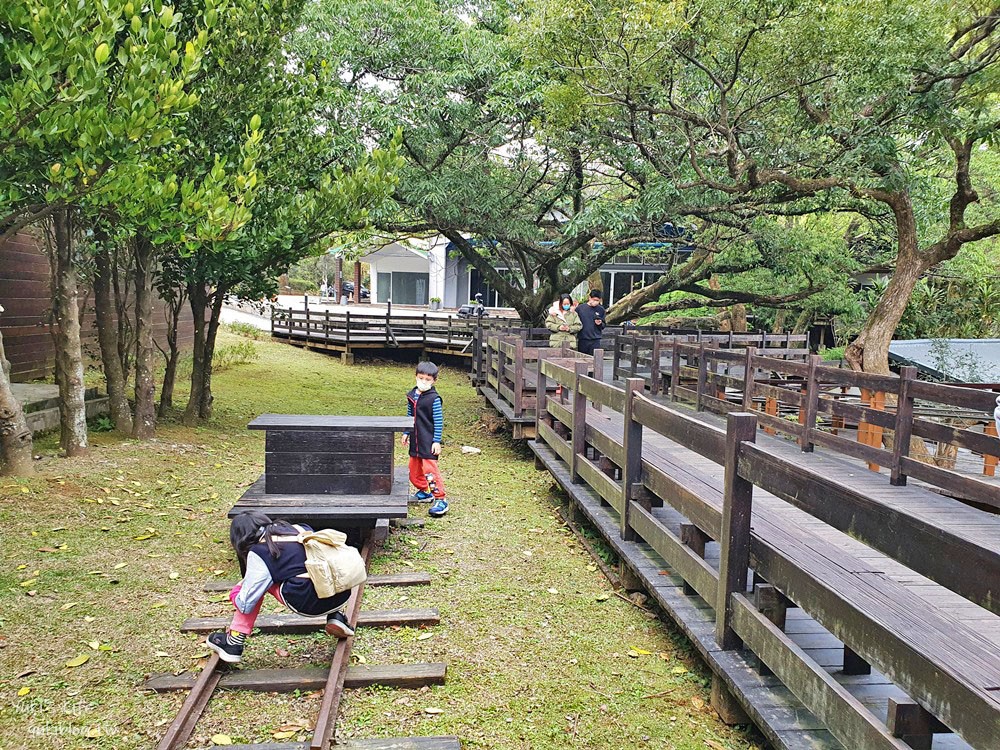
[416,379,433,392]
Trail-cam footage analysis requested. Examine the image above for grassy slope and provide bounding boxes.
[0,331,761,749]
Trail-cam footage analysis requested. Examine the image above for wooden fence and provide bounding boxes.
[532,357,1000,749]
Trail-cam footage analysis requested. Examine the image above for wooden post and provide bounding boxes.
[842,645,871,676]
[696,343,708,411]
[304,303,311,349]
[592,348,605,412]
[629,333,639,378]
[799,354,821,452]
[680,523,710,596]
[535,352,549,439]
[571,361,590,483]
[620,378,645,541]
[485,336,494,389]
[715,413,757,650]
[650,333,662,395]
[742,347,756,410]
[422,313,428,351]
[612,333,622,381]
[985,421,999,477]
[497,338,508,400]
[353,260,362,303]
[324,309,330,341]
[764,397,778,435]
[890,366,917,486]
[753,583,789,675]
[384,301,391,346]
[866,390,885,472]
[670,342,681,402]
[513,338,525,418]
[887,698,948,750]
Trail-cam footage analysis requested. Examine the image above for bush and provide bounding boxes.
[287,277,318,294]
[213,341,259,371]
[224,321,266,340]
[820,346,846,361]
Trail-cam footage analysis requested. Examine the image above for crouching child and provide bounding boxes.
[206,511,356,664]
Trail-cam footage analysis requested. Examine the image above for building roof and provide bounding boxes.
[332,242,428,261]
[888,338,1000,383]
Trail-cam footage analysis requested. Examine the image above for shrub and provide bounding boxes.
[213,341,259,371]
[820,346,846,361]
[224,321,266,340]
[287,277,318,294]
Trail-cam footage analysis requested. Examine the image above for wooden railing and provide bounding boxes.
[533,358,1000,749]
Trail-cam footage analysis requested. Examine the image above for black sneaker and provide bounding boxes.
[206,631,243,664]
[325,610,355,638]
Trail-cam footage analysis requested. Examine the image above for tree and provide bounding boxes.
[1,0,215,450]
[525,0,1000,371]
[0,309,34,475]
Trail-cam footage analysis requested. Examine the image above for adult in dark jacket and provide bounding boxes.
[575,289,606,356]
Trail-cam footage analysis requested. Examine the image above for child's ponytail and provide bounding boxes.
[229,510,278,576]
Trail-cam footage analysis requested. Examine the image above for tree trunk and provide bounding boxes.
[845,259,925,374]
[158,289,186,418]
[50,208,88,457]
[730,304,748,333]
[93,242,133,434]
[772,310,787,334]
[183,284,209,426]
[0,328,34,475]
[198,290,227,419]
[131,236,157,439]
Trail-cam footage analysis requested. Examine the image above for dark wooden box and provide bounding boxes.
[249,415,411,496]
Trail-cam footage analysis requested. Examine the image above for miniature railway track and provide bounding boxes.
[149,531,459,750]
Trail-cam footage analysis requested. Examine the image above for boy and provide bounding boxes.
[575,289,606,356]
[402,362,449,517]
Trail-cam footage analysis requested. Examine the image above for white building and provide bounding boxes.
[359,232,695,309]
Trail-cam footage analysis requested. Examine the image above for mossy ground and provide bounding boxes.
[0,331,762,749]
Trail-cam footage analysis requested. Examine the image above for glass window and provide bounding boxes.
[391,272,430,305]
[377,272,391,303]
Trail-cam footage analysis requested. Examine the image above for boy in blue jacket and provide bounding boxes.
[402,361,449,517]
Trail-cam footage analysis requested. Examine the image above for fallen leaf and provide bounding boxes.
[670,665,689,675]
[275,647,290,657]
[632,647,653,655]
[19,578,38,587]
[547,587,559,594]
[423,707,444,715]
[595,593,610,602]
[273,730,296,739]
[113,562,127,570]
[416,633,433,641]
[84,727,102,738]
[692,696,705,710]
[155,651,171,658]
[65,654,90,668]
[17,687,30,697]
[211,734,232,745]
[88,640,100,650]
[168,572,179,580]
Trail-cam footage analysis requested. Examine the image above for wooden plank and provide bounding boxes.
[738,442,1000,615]
[578,374,626,412]
[265,430,393,454]
[248,414,411,431]
[264,473,393,495]
[203,571,431,592]
[576,455,623,511]
[632,393,726,463]
[145,662,448,693]
[899,456,1000,510]
[808,429,891,467]
[537,420,573,464]
[749,525,1000,750]
[629,504,719,602]
[264,453,392,475]
[910,379,999,412]
[179,609,440,634]
[731,595,910,750]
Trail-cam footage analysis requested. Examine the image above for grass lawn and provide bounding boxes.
[0,331,763,749]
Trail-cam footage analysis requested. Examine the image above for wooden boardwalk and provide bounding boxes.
[522,355,1000,750]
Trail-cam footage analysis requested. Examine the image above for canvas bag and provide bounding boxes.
[298,529,367,597]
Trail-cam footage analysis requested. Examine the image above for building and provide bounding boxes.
[358,229,695,309]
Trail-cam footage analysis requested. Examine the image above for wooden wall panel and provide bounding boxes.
[0,232,196,383]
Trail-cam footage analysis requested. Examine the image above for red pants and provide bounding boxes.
[409,456,446,498]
